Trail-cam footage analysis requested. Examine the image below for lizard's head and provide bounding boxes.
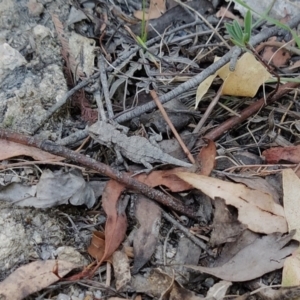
[88,123,112,145]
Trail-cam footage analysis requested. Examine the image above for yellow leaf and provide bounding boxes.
[194,53,271,106]
[195,56,220,108]
[221,52,271,97]
[195,74,217,108]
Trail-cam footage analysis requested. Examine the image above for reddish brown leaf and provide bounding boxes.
[263,145,300,164]
[0,260,79,300]
[134,0,166,20]
[52,14,84,78]
[101,180,127,263]
[135,167,192,192]
[88,231,106,261]
[261,37,291,68]
[0,140,63,161]
[197,138,216,176]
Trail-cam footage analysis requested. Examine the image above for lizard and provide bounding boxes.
[88,120,193,169]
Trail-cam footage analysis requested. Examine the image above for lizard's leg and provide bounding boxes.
[115,149,129,171]
[140,159,153,170]
[149,128,162,147]
[108,119,129,134]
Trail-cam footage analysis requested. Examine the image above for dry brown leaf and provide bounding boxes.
[176,172,287,234]
[51,14,84,79]
[206,281,232,300]
[210,198,247,246]
[132,196,161,274]
[101,180,127,263]
[283,169,300,241]
[186,231,297,282]
[195,74,216,108]
[195,56,220,108]
[0,139,63,161]
[216,6,243,24]
[261,37,291,67]
[263,145,300,164]
[135,167,192,192]
[227,174,280,204]
[131,269,203,299]
[134,0,166,20]
[88,231,106,260]
[0,260,79,300]
[197,138,216,176]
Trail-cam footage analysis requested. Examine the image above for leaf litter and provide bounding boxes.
[2,0,300,299]
[176,172,287,234]
[0,260,80,300]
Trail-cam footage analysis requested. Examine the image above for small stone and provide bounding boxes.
[33,25,51,41]
[27,0,44,16]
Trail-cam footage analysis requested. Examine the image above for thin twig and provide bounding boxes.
[99,54,114,119]
[0,160,85,171]
[150,90,195,164]
[58,129,89,146]
[193,85,223,134]
[162,211,209,252]
[94,90,106,121]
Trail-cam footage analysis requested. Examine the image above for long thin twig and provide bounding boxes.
[0,129,200,220]
[162,211,209,252]
[193,85,223,134]
[150,90,195,164]
[99,54,114,119]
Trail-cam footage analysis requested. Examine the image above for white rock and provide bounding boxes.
[234,0,300,19]
[0,43,26,81]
